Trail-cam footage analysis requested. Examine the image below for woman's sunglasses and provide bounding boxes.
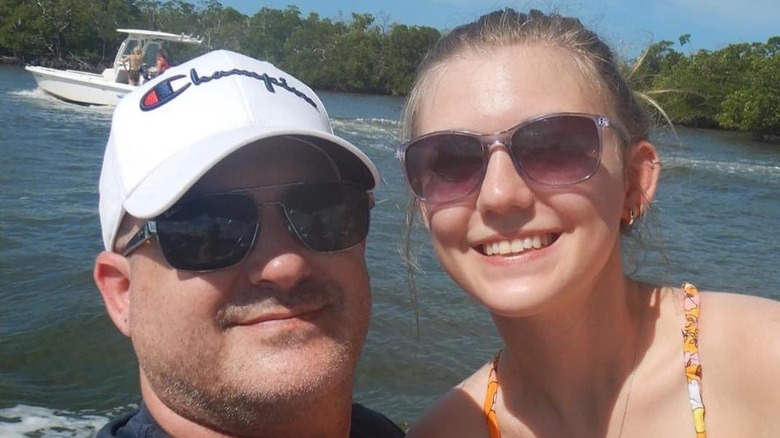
[396,113,617,203]
[122,181,372,272]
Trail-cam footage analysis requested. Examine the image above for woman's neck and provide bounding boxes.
[491,275,654,421]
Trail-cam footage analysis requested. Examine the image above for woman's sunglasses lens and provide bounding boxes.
[157,195,258,271]
[284,183,370,252]
[405,134,484,202]
[512,115,601,185]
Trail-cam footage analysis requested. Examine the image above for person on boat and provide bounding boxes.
[93,50,403,438]
[121,47,143,86]
[397,8,780,438]
[150,48,170,78]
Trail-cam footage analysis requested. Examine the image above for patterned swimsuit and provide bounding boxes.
[483,283,707,438]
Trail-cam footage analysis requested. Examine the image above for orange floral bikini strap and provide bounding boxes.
[681,283,707,438]
[483,349,502,438]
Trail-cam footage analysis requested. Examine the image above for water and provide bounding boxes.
[1,65,779,436]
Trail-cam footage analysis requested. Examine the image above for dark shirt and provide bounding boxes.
[96,402,404,438]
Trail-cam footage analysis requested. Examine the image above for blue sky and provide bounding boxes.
[220,0,779,57]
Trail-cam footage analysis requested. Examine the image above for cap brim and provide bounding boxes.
[124,125,379,219]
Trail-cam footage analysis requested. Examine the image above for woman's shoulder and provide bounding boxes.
[697,289,780,336]
[675,287,780,361]
[662,284,780,333]
[695,288,780,423]
[405,361,494,438]
[649,285,780,433]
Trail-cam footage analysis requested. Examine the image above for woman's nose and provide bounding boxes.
[476,145,535,214]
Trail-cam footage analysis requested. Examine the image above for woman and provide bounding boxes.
[154,48,170,76]
[397,8,780,438]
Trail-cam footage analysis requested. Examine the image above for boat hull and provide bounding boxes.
[25,66,135,106]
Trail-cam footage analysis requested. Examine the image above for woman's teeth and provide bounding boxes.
[483,235,552,256]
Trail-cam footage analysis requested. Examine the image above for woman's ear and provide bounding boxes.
[93,251,133,337]
[623,140,661,222]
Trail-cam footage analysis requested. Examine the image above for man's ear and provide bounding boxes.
[622,140,661,222]
[94,251,133,337]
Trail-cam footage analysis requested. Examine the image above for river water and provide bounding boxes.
[1,65,779,436]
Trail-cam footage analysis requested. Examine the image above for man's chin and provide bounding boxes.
[162,360,354,431]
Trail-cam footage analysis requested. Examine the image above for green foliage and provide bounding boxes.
[385,24,441,95]
[325,13,383,92]
[0,0,40,57]
[718,54,780,138]
[635,36,780,139]
[283,13,344,89]
[245,6,304,65]
[651,51,720,127]
[631,39,683,91]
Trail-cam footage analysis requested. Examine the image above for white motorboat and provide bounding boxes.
[26,29,202,106]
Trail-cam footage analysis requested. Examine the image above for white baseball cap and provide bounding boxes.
[99,50,379,251]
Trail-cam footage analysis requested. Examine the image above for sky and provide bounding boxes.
[219,0,780,57]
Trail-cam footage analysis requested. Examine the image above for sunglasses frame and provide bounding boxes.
[122,181,372,272]
[396,112,620,203]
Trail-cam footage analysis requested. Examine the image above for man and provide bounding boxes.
[121,46,144,86]
[93,50,404,438]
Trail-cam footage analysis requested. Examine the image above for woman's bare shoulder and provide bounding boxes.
[698,290,780,421]
[699,290,780,339]
[405,362,493,438]
[697,290,780,359]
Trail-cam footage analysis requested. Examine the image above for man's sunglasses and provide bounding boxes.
[122,181,371,272]
[396,113,619,204]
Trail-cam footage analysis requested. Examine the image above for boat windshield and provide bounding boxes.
[143,42,162,66]
[115,39,141,68]
[115,40,164,70]
[119,39,141,58]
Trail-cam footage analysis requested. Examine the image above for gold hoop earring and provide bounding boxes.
[628,208,636,226]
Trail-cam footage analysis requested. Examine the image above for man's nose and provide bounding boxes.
[243,205,312,291]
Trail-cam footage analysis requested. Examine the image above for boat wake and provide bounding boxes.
[10,88,115,115]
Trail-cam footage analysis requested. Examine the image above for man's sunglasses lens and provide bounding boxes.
[155,183,370,271]
[403,114,602,203]
[157,195,258,271]
[284,183,370,252]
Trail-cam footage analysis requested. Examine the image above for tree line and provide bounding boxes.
[1,1,778,138]
[633,35,780,140]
